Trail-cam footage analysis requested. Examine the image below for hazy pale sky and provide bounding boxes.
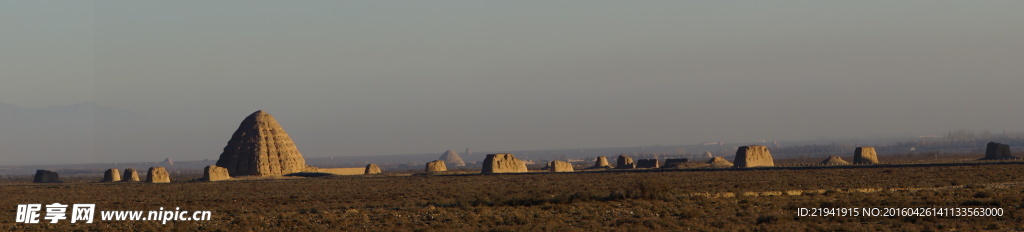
[2,1,1024,163]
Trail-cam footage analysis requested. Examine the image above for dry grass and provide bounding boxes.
[3,163,1024,231]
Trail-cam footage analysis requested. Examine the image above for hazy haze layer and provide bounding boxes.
[2,1,1023,164]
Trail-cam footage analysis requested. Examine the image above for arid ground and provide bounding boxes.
[3,161,1024,231]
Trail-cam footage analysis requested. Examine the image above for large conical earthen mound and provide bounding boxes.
[216,110,314,177]
[439,150,466,167]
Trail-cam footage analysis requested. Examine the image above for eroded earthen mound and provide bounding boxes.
[103,169,121,182]
[203,165,230,181]
[820,155,850,165]
[425,160,446,172]
[708,157,734,167]
[365,164,382,175]
[661,159,696,169]
[854,147,880,164]
[146,167,170,183]
[589,156,613,169]
[122,168,140,182]
[482,154,527,174]
[733,145,774,168]
[983,142,1015,160]
[425,160,447,172]
[549,161,574,172]
[34,170,60,183]
[616,155,635,169]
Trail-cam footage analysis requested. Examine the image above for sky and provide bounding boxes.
[2,1,1024,164]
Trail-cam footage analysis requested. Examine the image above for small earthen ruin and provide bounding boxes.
[425,160,447,172]
[589,156,613,169]
[364,164,382,175]
[203,165,231,181]
[102,169,121,182]
[733,145,774,168]
[146,167,170,183]
[983,142,1014,160]
[33,170,60,183]
[548,161,574,172]
[482,154,528,174]
[122,168,140,182]
[616,155,635,169]
[854,147,879,164]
